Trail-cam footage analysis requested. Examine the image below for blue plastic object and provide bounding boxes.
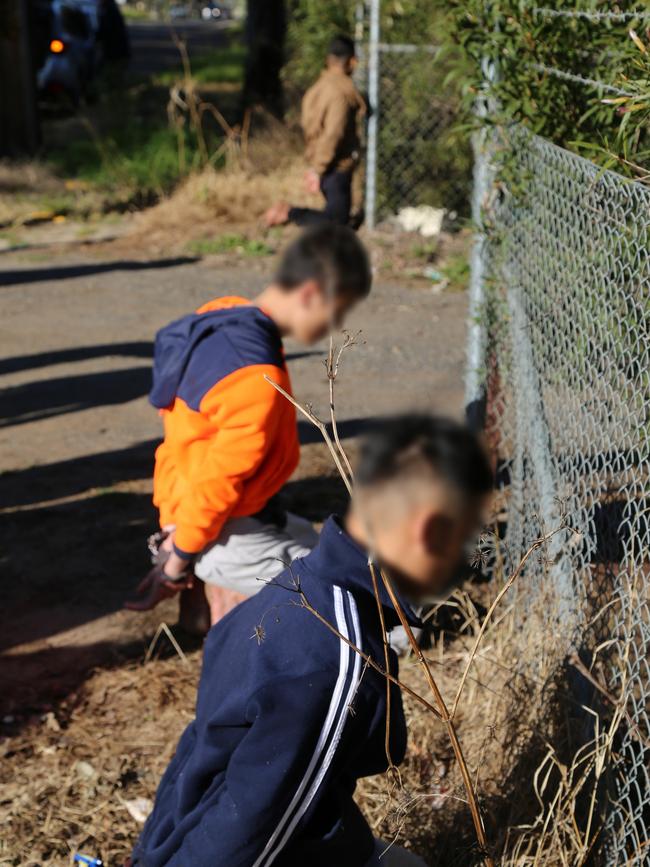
[73,855,103,867]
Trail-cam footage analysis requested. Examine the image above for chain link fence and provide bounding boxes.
[371,46,469,222]
[356,6,471,227]
[467,124,650,864]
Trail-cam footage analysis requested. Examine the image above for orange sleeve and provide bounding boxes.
[172,365,289,555]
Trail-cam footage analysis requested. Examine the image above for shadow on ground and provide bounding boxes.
[0,461,354,722]
[0,366,152,427]
[0,341,153,375]
[0,257,198,287]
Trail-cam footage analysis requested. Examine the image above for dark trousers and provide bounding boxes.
[288,170,352,227]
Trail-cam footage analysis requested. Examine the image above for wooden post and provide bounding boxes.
[0,0,40,156]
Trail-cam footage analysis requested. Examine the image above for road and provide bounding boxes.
[127,18,233,77]
[0,243,468,712]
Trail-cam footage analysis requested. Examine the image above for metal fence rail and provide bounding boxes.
[469,124,650,864]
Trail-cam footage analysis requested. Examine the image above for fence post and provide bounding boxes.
[365,0,380,229]
[464,54,497,424]
[465,131,490,422]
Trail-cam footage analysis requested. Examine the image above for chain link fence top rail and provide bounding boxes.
[473,124,650,864]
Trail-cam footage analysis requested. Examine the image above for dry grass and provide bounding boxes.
[0,162,63,200]
[130,117,321,251]
[0,161,66,227]
[0,646,201,866]
[0,575,618,867]
[355,579,620,867]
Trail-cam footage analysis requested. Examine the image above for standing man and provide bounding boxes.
[266,35,366,228]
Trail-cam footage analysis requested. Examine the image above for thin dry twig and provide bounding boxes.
[569,651,650,750]
[326,331,362,482]
[264,375,353,495]
[325,332,397,775]
[451,524,569,720]
[377,563,493,864]
[145,622,188,665]
[368,559,399,772]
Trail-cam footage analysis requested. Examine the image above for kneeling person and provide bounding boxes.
[126,225,372,630]
[130,415,493,866]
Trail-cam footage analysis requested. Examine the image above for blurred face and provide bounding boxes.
[361,486,487,599]
[288,280,357,344]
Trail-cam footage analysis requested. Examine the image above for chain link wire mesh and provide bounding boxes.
[374,47,470,220]
[471,124,650,864]
[356,42,471,223]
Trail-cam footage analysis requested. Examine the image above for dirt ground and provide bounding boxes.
[0,235,468,720]
[0,15,474,863]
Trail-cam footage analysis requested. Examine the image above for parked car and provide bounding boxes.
[36,0,128,104]
[37,1,97,102]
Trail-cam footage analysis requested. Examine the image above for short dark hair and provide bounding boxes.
[275,225,372,301]
[328,35,355,62]
[356,415,493,501]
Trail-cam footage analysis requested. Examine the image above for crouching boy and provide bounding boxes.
[125,225,372,631]
[129,415,493,866]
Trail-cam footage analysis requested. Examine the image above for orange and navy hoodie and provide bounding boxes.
[150,296,299,559]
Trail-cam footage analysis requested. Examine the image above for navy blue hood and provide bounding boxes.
[149,304,283,410]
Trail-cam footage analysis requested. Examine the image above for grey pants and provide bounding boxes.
[194,513,319,596]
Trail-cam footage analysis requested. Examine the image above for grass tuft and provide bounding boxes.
[187,233,273,257]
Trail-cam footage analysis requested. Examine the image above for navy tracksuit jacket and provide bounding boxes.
[132,516,422,867]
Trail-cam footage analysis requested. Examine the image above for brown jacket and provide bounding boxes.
[301,67,366,176]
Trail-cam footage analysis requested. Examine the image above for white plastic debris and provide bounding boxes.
[123,797,154,824]
[395,206,446,238]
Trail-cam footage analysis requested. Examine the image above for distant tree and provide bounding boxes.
[0,0,40,156]
[243,0,286,118]
[284,0,456,88]
[284,0,353,90]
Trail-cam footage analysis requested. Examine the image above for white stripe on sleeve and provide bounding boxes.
[253,585,362,867]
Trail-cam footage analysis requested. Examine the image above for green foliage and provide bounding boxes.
[582,30,650,181]
[447,1,650,171]
[47,121,204,199]
[43,34,246,205]
[284,0,354,88]
[439,253,470,292]
[120,5,150,20]
[284,0,457,87]
[155,45,246,87]
[379,0,453,44]
[375,47,471,215]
